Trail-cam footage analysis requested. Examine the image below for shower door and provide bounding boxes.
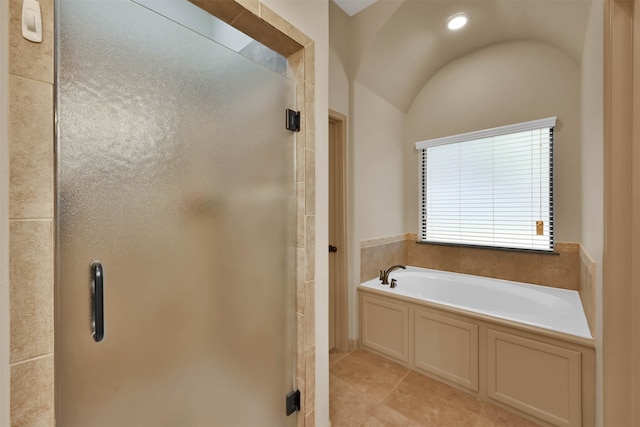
[55,1,297,426]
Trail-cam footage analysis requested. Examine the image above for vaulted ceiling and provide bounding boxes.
[331,0,594,112]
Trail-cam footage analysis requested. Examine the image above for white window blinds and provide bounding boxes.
[415,117,556,252]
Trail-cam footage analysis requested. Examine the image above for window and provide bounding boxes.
[416,117,556,252]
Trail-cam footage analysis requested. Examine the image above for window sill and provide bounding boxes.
[415,240,560,256]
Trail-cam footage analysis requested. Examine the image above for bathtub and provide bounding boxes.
[359,266,592,339]
[358,266,595,427]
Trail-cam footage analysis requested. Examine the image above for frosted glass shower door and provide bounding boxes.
[55,1,297,426]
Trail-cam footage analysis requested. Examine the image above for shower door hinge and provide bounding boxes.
[285,389,301,416]
[286,109,300,132]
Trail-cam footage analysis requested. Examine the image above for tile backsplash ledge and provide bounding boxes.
[361,235,583,291]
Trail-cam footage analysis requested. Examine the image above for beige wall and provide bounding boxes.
[351,82,406,337]
[329,0,402,83]
[329,0,411,342]
[580,2,605,426]
[327,55,408,338]
[354,82,405,241]
[405,40,582,244]
[329,46,348,116]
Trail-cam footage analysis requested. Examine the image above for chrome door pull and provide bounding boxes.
[91,261,104,342]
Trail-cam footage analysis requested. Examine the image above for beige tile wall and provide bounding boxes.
[360,235,411,282]
[579,245,596,337]
[361,235,582,291]
[7,0,316,425]
[8,0,55,424]
[278,14,316,426]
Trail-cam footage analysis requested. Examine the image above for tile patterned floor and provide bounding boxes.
[329,348,542,427]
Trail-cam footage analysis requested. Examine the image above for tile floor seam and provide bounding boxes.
[330,348,542,427]
[358,368,412,427]
[473,402,486,427]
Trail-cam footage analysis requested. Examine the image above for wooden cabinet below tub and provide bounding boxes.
[414,309,479,392]
[487,329,582,427]
[358,288,595,427]
[360,293,409,363]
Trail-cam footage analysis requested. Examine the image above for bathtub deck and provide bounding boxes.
[360,266,593,341]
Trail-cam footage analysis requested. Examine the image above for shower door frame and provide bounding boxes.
[180,18,316,426]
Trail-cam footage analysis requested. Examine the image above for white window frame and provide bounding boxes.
[415,117,556,252]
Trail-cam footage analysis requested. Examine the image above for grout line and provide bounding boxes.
[335,348,539,427]
[473,401,487,427]
[328,349,351,368]
[358,366,412,426]
[8,218,54,223]
[8,73,54,87]
[9,353,51,367]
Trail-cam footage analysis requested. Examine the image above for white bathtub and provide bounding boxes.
[359,266,592,339]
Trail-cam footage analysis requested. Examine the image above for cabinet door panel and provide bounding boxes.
[414,309,479,391]
[487,329,581,427]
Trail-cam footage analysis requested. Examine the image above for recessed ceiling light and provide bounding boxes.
[447,13,469,31]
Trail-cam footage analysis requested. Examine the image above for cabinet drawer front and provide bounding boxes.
[414,309,479,391]
[487,329,581,427]
[361,295,409,362]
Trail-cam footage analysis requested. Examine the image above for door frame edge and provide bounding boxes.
[328,109,349,352]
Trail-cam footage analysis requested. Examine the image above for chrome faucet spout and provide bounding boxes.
[381,265,406,284]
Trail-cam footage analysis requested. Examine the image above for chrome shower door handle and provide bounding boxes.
[91,261,104,342]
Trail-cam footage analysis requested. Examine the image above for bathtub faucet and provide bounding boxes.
[381,265,406,284]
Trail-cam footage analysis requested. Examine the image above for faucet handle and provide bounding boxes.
[390,278,397,288]
[379,270,385,281]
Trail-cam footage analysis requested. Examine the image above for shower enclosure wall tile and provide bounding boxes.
[304,45,315,89]
[188,0,247,27]
[259,3,312,49]
[8,0,53,83]
[304,82,315,150]
[305,281,315,349]
[286,49,304,84]
[305,410,316,427]
[297,248,306,314]
[10,355,54,427]
[579,245,596,336]
[9,220,53,364]
[296,129,305,183]
[235,0,259,17]
[296,377,306,427]
[297,313,305,378]
[305,149,315,215]
[305,215,315,282]
[8,0,55,422]
[8,76,54,220]
[297,182,305,246]
[305,346,316,415]
[233,9,302,58]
